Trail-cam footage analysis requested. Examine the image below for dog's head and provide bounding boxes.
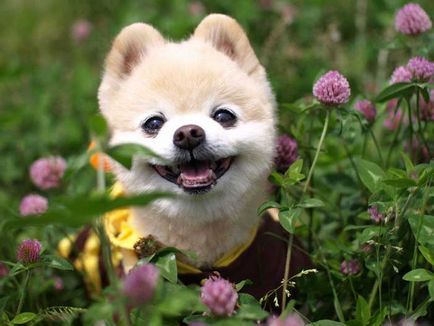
[98,14,276,222]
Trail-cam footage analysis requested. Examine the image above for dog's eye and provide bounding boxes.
[141,116,165,134]
[213,108,237,127]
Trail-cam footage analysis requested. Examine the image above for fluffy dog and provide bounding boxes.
[98,14,276,271]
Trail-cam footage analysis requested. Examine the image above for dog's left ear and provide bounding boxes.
[193,14,264,78]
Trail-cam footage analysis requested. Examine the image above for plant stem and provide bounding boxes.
[281,234,294,311]
[385,99,403,168]
[281,109,331,312]
[368,127,384,167]
[415,88,430,158]
[406,97,414,162]
[303,110,330,194]
[368,191,416,310]
[407,179,431,314]
[16,270,30,315]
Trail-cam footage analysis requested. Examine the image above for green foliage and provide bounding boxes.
[1,0,434,325]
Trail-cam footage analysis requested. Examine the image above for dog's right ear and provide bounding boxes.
[99,23,164,113]
[103,23,164,79]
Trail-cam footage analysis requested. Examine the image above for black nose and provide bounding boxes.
[173,124,205,150]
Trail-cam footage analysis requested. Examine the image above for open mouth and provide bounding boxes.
[152,157,234,194]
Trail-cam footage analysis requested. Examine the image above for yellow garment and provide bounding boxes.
[105,182,258,273]
[59,182,258,293]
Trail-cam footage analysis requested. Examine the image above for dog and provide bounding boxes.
[95,14,309,302]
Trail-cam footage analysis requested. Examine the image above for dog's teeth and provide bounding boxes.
[172,165,180,174]
[210,161,217,170]
[176,175,183,185]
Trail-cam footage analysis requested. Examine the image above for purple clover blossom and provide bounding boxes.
[354,100,377,124]
[266,314,306,326]
[122,263,159,306]
[340,260,361,275]
[19,194,48,216]
[71,19,93,43]
[313,71,351,106]
[395,3,432,36]
[340,259,361,275]
[29,156,67,190]
[0,262,9,278]
[200,276,238,316]
[368,205,385,223]
[17,239,42,264]
[390,66,412,84]
[420,90,434,121]
[53,276,64,291]
[274,135,298,172]
[404,139,431,163]
[384,100,406,130]
[406,57,434,82]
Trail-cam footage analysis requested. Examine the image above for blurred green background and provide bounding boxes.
[1,0,433,215]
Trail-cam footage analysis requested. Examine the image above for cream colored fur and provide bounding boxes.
[98,14,276,269]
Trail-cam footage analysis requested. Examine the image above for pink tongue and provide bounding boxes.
[180,161,210,179]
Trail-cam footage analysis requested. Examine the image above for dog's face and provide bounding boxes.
[98,14,276,222]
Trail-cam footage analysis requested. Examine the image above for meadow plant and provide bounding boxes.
[1,1,433,325]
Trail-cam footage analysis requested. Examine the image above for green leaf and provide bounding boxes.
[257,200,280,215]
[8,192,170,228]
[403,268,434,282]
[279,208,301,233]
[269,172,283,186]
[419,246,434,266]
[235,279,253,292]
[382,178,417,188]
[106,143,165,170]
[356,295,370,326]
[429,280,434,300]
[309,320,346,326]
[40,306,86,322]
[420,86,430,103]
[157,283,200,316]
[88,115,108,138]
[375,82,415,102]
[369,307,387,326]
[408,215,434,247]
[44,255,74,271]
[354,159,384,193]
[154,252,177,283]
[236,293,267,320]
[333,296,345,323]
[283,159,305,186]
[400,152,414,174]
[11,312,36,324]
[297,198,325,208]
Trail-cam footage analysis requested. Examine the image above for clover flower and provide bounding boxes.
[384,100,406,130]
[390,66,412,84]
[54,276,64,291]
[17,239,42,264]
[420,90,434,121]
[406,57,434,82]
[395,3,432,36]
[122,263,159,306]
[0,262,9,278]
[368,205,385,223]
[266,314,306,326]
[30,156,67,190]
[274,135,298,172]
[340,259,361,275]
[71,19,93,43]
[200,276,238,316]
[313,71,351,106]
[354,100,377,124]
[19,194,48,216]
